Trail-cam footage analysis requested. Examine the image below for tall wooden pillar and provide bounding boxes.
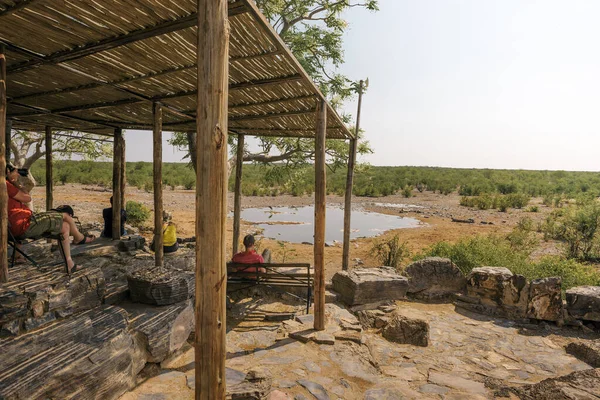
[112,128,123,240]
[120,132,126,213]
[195,0,229,398]
[314,99,327,330]
[343,80,364,271]
[45,126,53,211]
[153,102,163,267]
[5,118,11,162]
[232,134,244,257]
[0,44,8,283]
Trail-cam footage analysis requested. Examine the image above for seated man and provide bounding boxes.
[6,164,95,273]
[232,234,271,274]
[101,196,127,237]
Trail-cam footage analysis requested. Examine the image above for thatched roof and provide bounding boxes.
[1,0,352,139]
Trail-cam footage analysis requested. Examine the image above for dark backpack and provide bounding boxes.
[53,205,75,217]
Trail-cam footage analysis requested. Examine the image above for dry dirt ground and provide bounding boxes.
[37,184,557,280]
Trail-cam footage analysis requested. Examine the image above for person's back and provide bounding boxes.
[232,234,270,274]
[102,196,126,237]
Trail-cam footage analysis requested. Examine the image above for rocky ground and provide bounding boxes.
[121,295,599,399]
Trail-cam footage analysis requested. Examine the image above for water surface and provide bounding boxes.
[239,205,421,243]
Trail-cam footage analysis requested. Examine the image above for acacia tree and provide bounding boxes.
[9,130,112,169]
[172,0,377,173]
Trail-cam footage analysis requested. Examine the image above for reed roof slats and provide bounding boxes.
[1,0,352,140]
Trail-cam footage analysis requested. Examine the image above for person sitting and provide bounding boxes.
[232,234,271,274]
[101,196,127,238]
[6,163,95,273]
[150,211,179,254]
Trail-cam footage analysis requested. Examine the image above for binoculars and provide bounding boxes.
[17,168,29,177]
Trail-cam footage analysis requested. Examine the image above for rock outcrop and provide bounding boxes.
[403,257,466,301]
[127,267,194,306]
[566,340,600,368]
[566,286,600,322]
[331,267,408,306]
[381,310,429,347]
[527,277,562,321]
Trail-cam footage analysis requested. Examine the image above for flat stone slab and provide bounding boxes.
[428,370,486,394]
[566,286,600,322]
[332,267,408,306]
[506,368,600,399]
[0,306,145,400]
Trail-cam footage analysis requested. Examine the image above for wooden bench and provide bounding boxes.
[227,262,313,312]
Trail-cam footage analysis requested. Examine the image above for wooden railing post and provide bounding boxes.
[112,128,123,240]
[343,79,364,271]
[232,134,244,257]
[152,102,163,267]
[0,44,8,283]
[195,0,229,398]
[314,99,327,331]
[45,126,53,211]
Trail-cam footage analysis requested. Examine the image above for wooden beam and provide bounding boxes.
[153,102,163,267]
[343,80,364,271]
[45,126,53,211]
[232,134,244,257]
[10,101,120,129]
[112,128,123,240]
[0,0,40,17]
[5,118,10,162]
[195,0,229,398]
[229,74,302,91]
[120,133,126,216]
[0,44,7,283]
[7,2,247,75]
[314,99,327,331]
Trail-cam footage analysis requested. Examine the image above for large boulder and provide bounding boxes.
[127,267,194,306]
[566,286,600,322]
[466,267,529,319]
[527,277,563,321]
[403,257,466,301]
[331,267,408,306]
[381,310,429,347]
[0,306,146,400]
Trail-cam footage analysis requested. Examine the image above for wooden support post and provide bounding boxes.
[314,99,327,331]
[45,126,53,211]
[232,134,244,257]
[112,128,123,240]
[0,44,7,283]
[153,102,163,267]
[342,80,364,271]
[195,0,229,398]
[120,132,126,213]
[5,118,11,162]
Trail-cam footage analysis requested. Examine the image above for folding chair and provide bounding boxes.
[7,219,69,273]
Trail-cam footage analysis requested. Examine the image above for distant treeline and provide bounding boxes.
[29,160,600,198]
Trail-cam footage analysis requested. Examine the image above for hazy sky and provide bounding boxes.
[127,0,600,171]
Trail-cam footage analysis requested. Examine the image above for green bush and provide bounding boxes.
[371,234,411,270]
[126,201,151,227]
[416,232,600,291]
[402,186,412,198]
[527,205,539,212]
